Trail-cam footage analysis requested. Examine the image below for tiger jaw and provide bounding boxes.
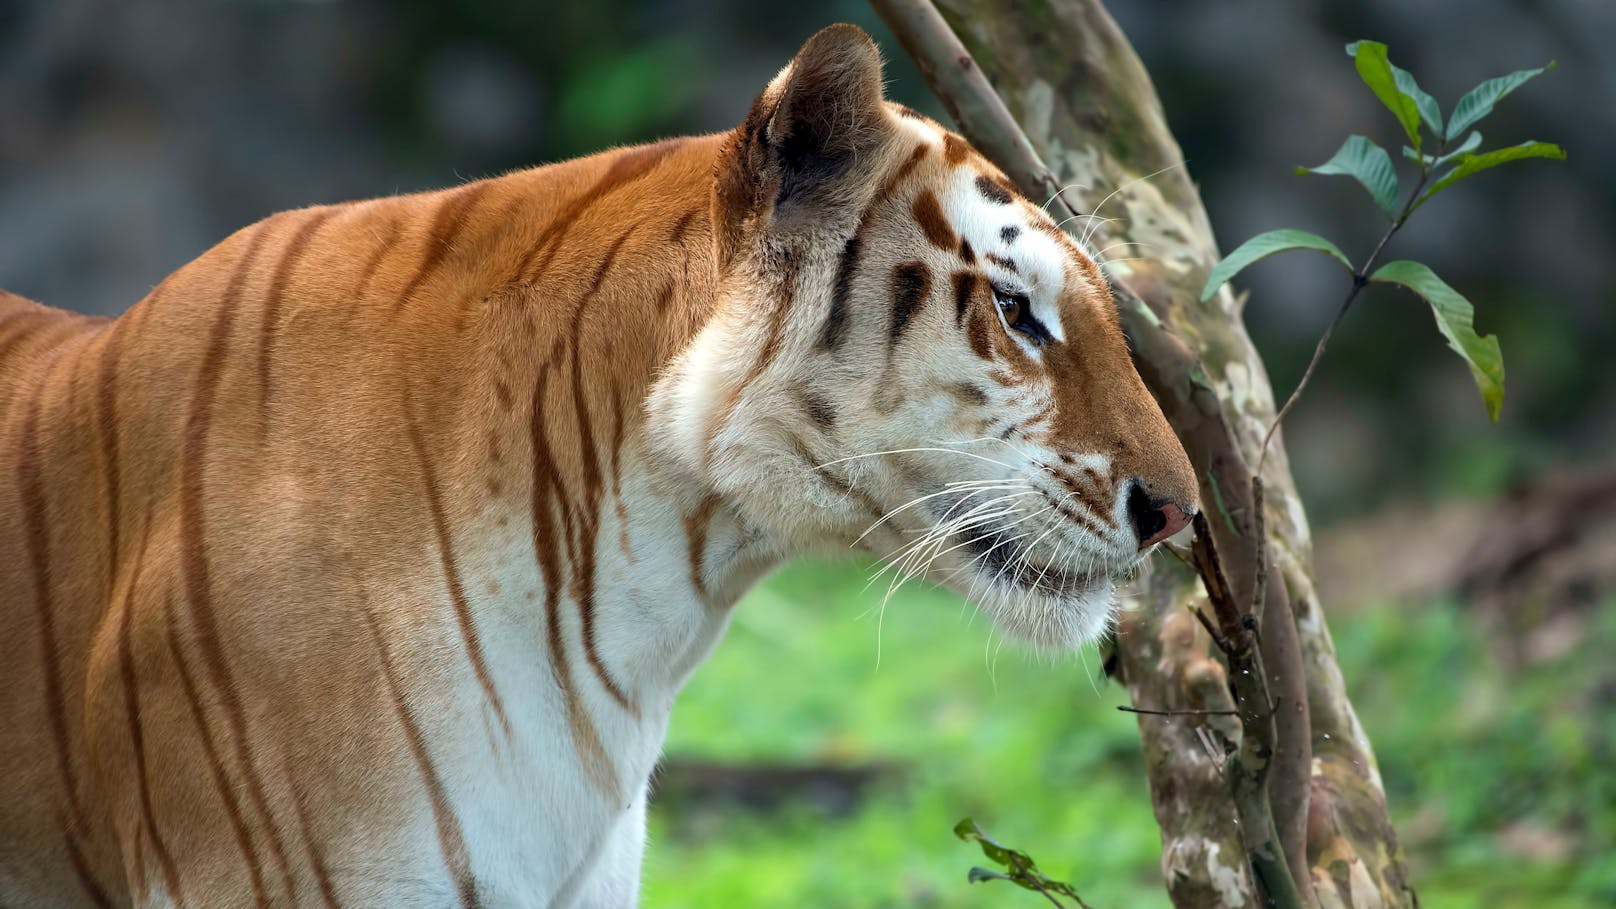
[912,497,1134,650]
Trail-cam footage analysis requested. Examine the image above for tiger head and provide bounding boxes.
[651,24,1197,648]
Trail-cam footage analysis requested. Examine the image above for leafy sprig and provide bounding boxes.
[954,818,1093,909]
[1202,41,1563,461]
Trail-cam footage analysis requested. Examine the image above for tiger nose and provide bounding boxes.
[1127,482,1194,550]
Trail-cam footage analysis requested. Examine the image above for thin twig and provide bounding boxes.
[1119,705,1241,718]
[1191,606,1229,654]
[1258,142,1446,474]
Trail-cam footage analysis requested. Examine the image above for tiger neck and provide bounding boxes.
[438,162,787,707]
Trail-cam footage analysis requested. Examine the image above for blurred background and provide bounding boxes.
[2,1,1611,906]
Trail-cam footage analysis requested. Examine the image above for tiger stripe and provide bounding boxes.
[173,220,303,901]
[161,596,271,909]
[113,525,186,909]
[283,776,339,909]
[1,23,1198,907]
[19,345,113,909]
[351,578,480,909]
[404,398,512,740]
[889,261,931,345]
[392,182,490,314]
[815,142,930,352]
[258,208,337,430]
[564,227,637,713]
[514,138,685,284]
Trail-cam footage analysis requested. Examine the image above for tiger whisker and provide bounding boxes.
[816,446,1018,472]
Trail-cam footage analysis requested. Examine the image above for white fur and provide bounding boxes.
[417,112,1165,909]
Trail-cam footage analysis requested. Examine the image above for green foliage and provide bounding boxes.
[1202,39,1564,423]
[1405,129,1482,168]
[1390,62,1443,136]
[557,37,703,150]
[645,559,1168,909]
[1334,600,1616,909]
[1298,135,1400,217]
[1446,62,1558,141]
[1414,141,1567,212]
[1369,260,1505,421]
[1199,229,1351,302]
[1347,41,1424,148]
[955,818,1092,908]
[644,559,1615,908]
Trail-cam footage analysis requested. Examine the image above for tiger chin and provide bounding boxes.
[0,22,1194,909]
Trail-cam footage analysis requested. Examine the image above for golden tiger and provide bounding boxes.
[0,24,1196,908]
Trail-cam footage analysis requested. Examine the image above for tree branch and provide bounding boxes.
[872,2,1419,906]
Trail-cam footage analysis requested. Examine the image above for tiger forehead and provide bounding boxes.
[878,113,1108,316]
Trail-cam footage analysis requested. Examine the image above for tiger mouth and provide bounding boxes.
[957,523,1101,597]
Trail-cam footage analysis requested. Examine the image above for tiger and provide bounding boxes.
[0,22,1196,909]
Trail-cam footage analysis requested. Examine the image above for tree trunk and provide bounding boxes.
[873,2,1417,906]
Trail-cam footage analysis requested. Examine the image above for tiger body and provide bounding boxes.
[0,25,1196,908]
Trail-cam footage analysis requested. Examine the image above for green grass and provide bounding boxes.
[642,558,1616,908]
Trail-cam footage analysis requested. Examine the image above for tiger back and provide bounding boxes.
[0,24,1195,908]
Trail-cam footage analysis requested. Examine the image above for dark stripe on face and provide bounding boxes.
[1000,225,1020,244]
[799,388,837,429]
[975,174,1014,205]
[943,133,971,165]
[817,233,860,351]
[959,239,975,264]
[986,253,1019,273]
[890,262,932,346]
[816,142,929,353]
[952,271,978,326]
[967,295,997,361]
[949,382,989,406]
[912,190,956,251]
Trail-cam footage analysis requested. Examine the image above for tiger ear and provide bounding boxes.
[717,24,892,251]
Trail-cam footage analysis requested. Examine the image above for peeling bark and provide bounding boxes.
[872,1,1417,906]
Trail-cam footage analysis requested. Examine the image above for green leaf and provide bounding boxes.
[1201,229,1354,302]
[1446,61,1556,140]
[1347,40,1423,147]
[1370,260,1504,421]
[1440,130,1483,164]
[1404,131,1483,167]
[967,867,1014,885]
[1391,63,1443,135]
[1414,140,1566,212]
[1299,135,1401,217]
[954,818,1021,870]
